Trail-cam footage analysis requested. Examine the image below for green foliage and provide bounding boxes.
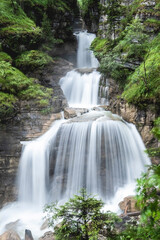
[0,0,42,54]
[151,117,160,141]
[0,60,53,121]
[135,164,160,239]
[45,189,121,240]
[15,50,53,71]
[119,164,160,240]
[146,117,160,158]
[105,0,123,39]
[0,52,12,63]
[115,18,149,61]
[122,33,160,105]
[41,13,52,39]
[77,0,94,15]
[90,37,109,54]
[99,51,130,85]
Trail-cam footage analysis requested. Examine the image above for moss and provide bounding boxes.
[15,50,54,71]
[0,0,42,54]
[0,92,18,121]
[0,61,53,115]
[0,52,12,63]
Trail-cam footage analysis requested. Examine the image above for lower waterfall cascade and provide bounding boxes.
[0,31,150,238]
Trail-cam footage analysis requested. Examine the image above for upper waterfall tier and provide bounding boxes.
[75,31,99,68]
[59,70,101,108]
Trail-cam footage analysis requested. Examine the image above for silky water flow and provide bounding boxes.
[0,31,150,238]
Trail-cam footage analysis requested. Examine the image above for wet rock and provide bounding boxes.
[25,229,34,240]
[5,219,20,230]
[39,231,55,240]
[64,108,77,119]
[64,107,89,119]
[0,230,20,240]
[119,196,139,214]
[40,219,49,231]
[76,68,96,74]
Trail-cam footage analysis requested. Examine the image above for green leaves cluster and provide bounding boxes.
[77,0,94,16]
[45,189,120,240]
[135,164,160,239]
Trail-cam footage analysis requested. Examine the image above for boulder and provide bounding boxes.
[64,108,77,119]
[64,107,88,119]
[119,196,139,214]
[0,230,20,240]
[40,219,49,231]
[25,229,34,240]
[39,231,55,240]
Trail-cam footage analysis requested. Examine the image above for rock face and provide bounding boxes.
[25,229,34,240]
[100,77,158,150]
[39,231,55,240]
[0,230,20,240]
[0,58,72,208]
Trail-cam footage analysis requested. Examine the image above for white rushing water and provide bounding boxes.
[60,70,101,107]
[75,31,99,68]
[0,31,151,239]
[60,31,100,107]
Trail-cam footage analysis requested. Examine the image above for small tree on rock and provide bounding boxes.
[44,189,120,240]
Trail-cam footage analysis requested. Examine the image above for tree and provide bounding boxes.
[106,0,122,40]
[116,18,149,61]
[44,189,120,240]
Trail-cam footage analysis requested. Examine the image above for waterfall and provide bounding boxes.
[0,30,150,238]
[49,112,149,203]
[75,31,99,68]
[59,31,100,107]
[59,70,101,107]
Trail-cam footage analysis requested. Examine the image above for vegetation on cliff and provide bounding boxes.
[91,0,160,108]
[0,60,53,121]
[0,0,77,122]
[77,0,100,32]
[15,50,54,72]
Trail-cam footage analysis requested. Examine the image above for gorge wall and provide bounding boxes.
[0,58,74,207]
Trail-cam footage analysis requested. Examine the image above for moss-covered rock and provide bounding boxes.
[0,52,12,63]
[15,50,54,72]
[0,60,53,121]
[0,0,42,55]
